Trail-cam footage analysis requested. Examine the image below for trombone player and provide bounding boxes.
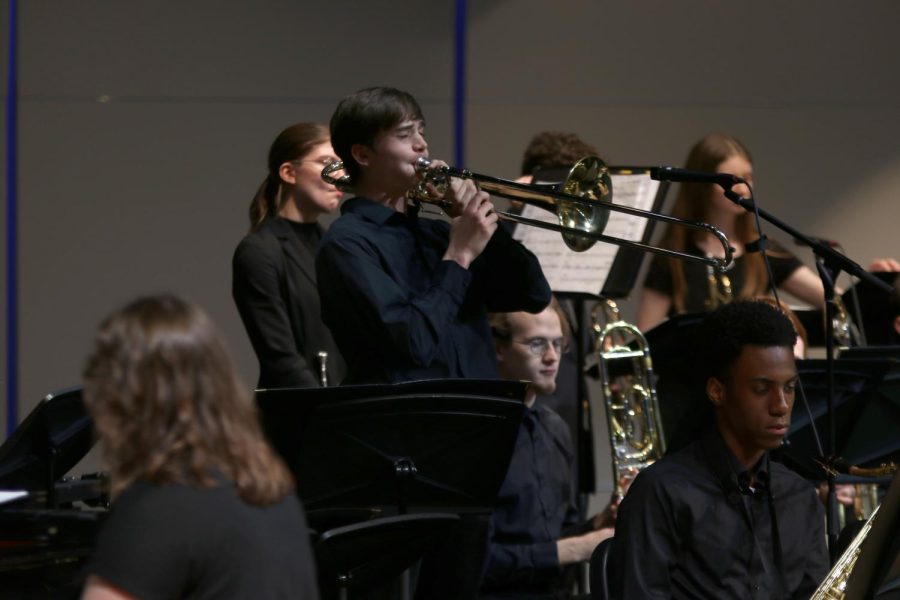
[316,86,551,386]
[315,86,551,599]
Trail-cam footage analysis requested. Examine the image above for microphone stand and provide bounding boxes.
[719,186,892,562]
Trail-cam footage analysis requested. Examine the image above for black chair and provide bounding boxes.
[589,536,614,600]
[314,512,460,599]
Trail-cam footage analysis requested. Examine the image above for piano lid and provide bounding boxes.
[0,387,96,491]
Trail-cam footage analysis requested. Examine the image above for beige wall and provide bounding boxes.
[4,2,899,487]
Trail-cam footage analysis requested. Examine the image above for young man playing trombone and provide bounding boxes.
[316,86,551,385]
[316,86,551,599]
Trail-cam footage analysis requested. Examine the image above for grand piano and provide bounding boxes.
[0,387,106,598]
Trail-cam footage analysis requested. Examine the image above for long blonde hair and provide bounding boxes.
[83,294,294,504]
[661,133,784,313]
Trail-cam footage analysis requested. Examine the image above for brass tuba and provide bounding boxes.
[591,299,666,499]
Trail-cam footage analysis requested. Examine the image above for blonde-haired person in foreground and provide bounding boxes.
[81,294,319,600]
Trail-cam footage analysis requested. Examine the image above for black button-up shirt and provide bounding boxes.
[316,197,551,384]
[610,426,828,599]
[480,404,585,598]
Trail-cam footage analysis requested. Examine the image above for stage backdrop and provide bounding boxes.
[2,2,899,495]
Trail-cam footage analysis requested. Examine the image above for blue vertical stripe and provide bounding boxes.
[453,0,467,167]
[6,0,18,435]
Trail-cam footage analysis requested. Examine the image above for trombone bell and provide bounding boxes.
[555,156,611,252]
[413,155,614,253]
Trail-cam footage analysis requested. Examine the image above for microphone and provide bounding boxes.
[650,166,745,187]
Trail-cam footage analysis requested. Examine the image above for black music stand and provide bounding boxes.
[777,359,900,480]
[794,271,900,349]
[641,313,709,453]
[844,470,900,598]
[0,387,95,504]
[842,271,900,347]
[257,379,528,514]
[257,379,528,599]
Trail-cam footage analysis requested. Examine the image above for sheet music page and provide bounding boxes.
[512,174,660,294]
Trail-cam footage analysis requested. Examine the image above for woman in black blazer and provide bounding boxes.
[233,123,346,388]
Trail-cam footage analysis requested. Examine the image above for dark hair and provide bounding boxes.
[83,294,294,505]
[660,133,786,313]
[698,299,797,381]
[248,122,330,232]
[330,87,424,185]
[756,297,808,357]
[520,131,602,176]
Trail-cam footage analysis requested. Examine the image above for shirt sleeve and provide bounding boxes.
[316,233,473,369]
[764,240,804,286]
[609,470,681,599]
[642,253,675,296]
[482,524,562,588]
[87,488,191,600]
[554,413,588,539]
[232,235,319,388]
[473,225,552,314]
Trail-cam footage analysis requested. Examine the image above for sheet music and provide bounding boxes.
[513,173,660,294]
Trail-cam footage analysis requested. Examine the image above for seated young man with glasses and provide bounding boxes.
[482,297,615,599]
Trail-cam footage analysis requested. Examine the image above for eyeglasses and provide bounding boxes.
[292,157,339,168]
[513,337,570,356]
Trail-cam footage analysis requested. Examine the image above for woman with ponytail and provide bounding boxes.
[233,123,345,388]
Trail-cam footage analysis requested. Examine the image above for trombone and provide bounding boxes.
[322,156,734,272]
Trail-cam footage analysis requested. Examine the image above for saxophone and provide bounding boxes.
[811,460,898,598]
[591,299,666,499]
[831,296,862,348]
[705,263,733,310]
[809,506,880,600]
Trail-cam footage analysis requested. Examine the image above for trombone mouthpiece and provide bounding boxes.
[321,160,354,192]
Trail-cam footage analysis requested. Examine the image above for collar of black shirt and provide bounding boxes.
[342,196,410,225]
[700,426,771,497]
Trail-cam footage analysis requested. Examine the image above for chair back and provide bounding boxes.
[590,536,614,600]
